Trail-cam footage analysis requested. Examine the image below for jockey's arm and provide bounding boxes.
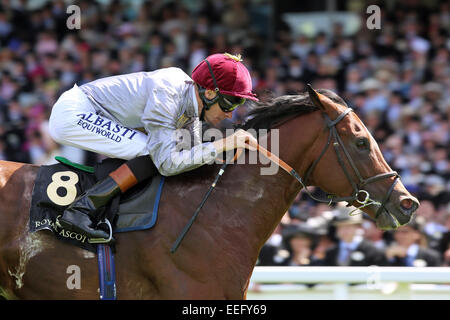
[142,90,218,176]
[145,124,218,176]
[142,88,258,176]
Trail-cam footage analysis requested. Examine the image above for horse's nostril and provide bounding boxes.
[400,198,418,214]
[400,198,413,210]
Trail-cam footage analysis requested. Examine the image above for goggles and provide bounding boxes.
[203,58,246,113]
[218,94,246,113]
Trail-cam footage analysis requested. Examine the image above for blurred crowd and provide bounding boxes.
[0,0,448,266]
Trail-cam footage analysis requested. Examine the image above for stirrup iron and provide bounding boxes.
[88,219,113,244]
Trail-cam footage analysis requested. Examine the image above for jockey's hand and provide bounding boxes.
[213,129,258,153]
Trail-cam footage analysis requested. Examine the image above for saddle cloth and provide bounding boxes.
[29,157,164,252]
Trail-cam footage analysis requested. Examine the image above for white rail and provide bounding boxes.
[247,266,450,300]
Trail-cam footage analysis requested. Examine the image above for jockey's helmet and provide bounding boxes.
[192,53,258,116]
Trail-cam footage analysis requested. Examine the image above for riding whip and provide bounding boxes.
[170,162,228,253]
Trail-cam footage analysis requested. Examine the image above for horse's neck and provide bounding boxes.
[223,164,298,246]
[216,112,322,253]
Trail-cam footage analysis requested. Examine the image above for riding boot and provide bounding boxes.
[57,164,138,240]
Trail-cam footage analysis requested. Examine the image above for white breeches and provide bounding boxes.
[49,85,148,160]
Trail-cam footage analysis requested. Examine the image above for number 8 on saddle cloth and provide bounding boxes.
[29,157,164,253]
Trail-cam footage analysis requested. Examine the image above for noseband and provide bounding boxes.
[293,108,400,219]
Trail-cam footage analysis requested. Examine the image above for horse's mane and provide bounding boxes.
[240,89,348,130]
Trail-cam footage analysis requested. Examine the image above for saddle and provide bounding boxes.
[29,156,165,253]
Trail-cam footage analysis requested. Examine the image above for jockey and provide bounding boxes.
[49,53,259,241]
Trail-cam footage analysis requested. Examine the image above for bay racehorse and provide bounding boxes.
[0,86,419,299]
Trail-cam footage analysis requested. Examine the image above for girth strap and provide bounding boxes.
[97,244,117,300]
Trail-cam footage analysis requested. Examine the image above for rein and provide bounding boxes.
[171,107,400,253]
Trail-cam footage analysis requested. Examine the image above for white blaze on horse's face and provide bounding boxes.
[307,88,419,230]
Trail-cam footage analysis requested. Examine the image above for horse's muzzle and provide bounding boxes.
[375,195,420,230]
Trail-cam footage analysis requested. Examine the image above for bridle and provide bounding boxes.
[171,105,401,253]
[277,107,400,219]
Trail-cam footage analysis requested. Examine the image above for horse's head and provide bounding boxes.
[304,85,419,230]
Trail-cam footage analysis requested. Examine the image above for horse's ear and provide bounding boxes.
[306,84,325,110]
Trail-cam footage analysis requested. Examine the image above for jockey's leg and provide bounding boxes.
[48,84,149,160]
[49,84,157,240]
[57,155,158,240]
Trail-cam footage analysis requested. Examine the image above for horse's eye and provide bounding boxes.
[356,138,369,150]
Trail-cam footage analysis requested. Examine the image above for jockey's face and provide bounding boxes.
[201,90,234,127]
